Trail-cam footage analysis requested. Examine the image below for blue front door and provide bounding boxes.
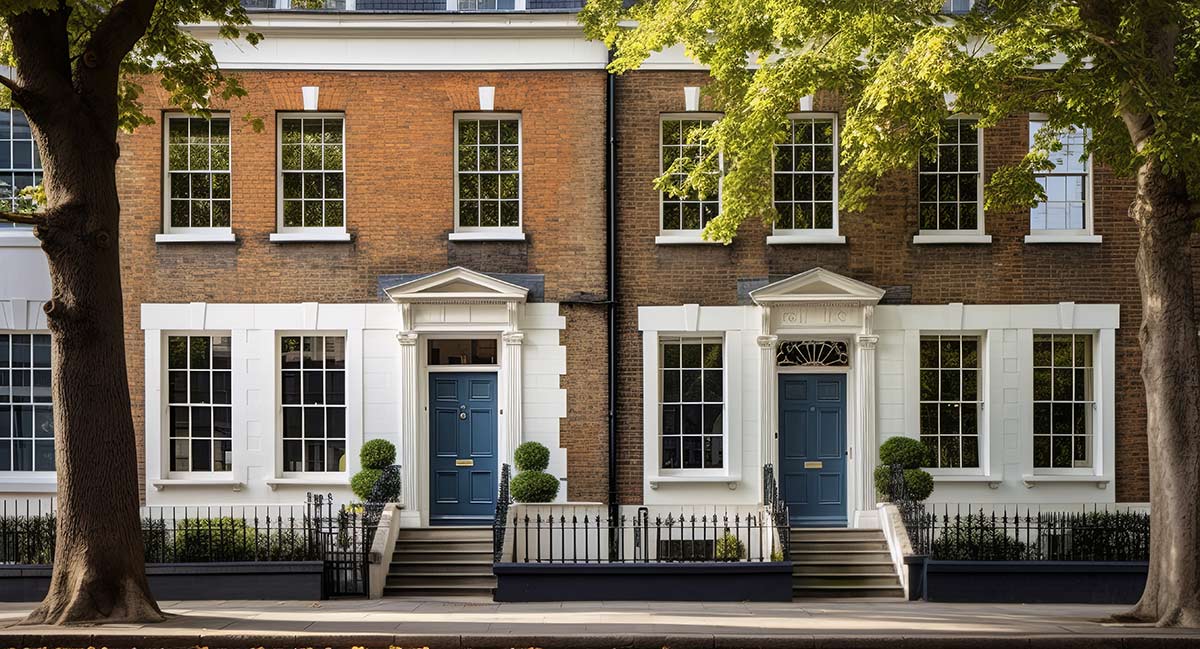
[429,372,498,526]
[778,374,847,527]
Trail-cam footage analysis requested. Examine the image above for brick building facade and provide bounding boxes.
[0,4,1171,528]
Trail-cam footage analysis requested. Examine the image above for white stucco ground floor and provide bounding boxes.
[638,268,1121,528]
[0,264,1132,525]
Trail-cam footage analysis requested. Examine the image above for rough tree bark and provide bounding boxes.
[3,0,165,625]
[1114,156,1200,628]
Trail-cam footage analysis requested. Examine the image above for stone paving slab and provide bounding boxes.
[0,598,1197,648]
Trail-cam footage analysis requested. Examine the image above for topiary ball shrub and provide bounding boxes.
[514,441,550,473]
[360,439,396,470]
[351,467,383,501]
[510,470,559,503]
[903,468,935,501]
[879,436,929,469]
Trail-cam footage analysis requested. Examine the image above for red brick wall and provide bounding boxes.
[115,70,609,497]
[614,71,1160,503]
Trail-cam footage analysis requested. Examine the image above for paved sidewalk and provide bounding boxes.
[0,596,1197,648]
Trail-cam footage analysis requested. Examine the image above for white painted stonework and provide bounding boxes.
[638,268,1120,526]
[139,268,569,520]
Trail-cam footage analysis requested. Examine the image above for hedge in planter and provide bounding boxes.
[511,441,559,503]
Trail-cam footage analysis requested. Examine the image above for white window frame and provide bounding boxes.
[271,112,350,243]
[158,112,236,244]
[1025,114,1100,244]
[0,109,42,247]
[656,113,724,245]
[657,335,727,472]
[0,331,54,474]
[1030,331,1098,475]
[450,112,525,242]
[913,116,991,245]
[768,112,845,245]
[916,333,986,473]
[277,332,348,476]
[163,332,234,477]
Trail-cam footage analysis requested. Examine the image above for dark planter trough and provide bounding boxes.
[0,561,324,602]
[909,557,1148,604]
[493,561,793,602]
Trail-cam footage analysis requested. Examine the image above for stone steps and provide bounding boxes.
[790,527,904,599]
[385,527,495,598]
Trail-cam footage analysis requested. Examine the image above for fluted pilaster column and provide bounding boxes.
[855,334,879,512]
[502,331,524,466]
[757,335,779,479]
[397,331,420,515]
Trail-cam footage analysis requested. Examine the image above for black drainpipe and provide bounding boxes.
[605,51,619,527]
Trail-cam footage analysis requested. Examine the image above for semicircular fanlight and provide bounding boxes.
[776,340,850,367]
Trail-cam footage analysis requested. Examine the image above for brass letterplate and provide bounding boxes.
[804,461,823,469]
[455,459,474,467]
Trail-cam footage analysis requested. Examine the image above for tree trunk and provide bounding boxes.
[18,109,164,625]
[1115,158,1200,627]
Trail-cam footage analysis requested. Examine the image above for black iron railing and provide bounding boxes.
[493,463,511,563]
[508,507,788,563]
[0,495,376,597]
[907,502,1150,562]
[0,498,322,564]
[762,464,789,558]
[308,492,376,597]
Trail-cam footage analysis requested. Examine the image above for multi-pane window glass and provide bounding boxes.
[919,119,981,232]
[456,117,520,229]
[774,117,836,232]
[1030,120,1089,232]
[0,109,42,221]
[660,337,723,470]
[166,116,231,230]
[942,0,971,13]
[280,116,345,229]
[0,334,53,471]
[919,335,981,469]
[1033,334,1094,469]
[167,335,232,472]
[281,336,346,472]
[661,118,720,233]
[460,0,514,9]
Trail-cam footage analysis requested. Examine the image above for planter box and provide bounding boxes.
[0,561,324,602]
[910,557,1148,604]
[493,561,793,602]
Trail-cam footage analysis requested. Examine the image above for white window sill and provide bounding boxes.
[151,478,245,491]
[156,232,237,244]
[648,474,742,490]
[1024,234,1103,244]
[912,234,993,245]
[1021,474,1110,489]
[269,232,352,243]
[931,474,1001,488]
[0,231,40,248]
[655,235,723,246]
[0,476,57,493]
[766,233,846,245]
[266,476,349,490]
[448,231,526,242]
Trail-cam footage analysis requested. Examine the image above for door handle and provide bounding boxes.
[459,404,467,420]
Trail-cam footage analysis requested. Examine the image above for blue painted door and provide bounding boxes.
[778,374,847,527]
[429,372,498,526]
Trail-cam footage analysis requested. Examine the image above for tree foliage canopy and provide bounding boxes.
[1,0,260,134]
[580,0,1200,242]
